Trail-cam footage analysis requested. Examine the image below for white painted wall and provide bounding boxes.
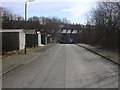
[38,33,41,46]
[19,31,25,50]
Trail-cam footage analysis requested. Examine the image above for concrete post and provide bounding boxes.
[45,33,47,45]
[38,33,41,46]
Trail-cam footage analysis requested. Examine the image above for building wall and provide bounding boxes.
[71,34,79,43]
[26,34,38,47]
[59,33,78,44]
[41,34,45,44]
[19,31,25,50]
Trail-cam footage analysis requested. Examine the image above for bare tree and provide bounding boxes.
[79,1,120,51]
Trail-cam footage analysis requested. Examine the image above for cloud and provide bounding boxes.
[2,0,25,2]
[2,0,119,2]
[61,6,88,18]
[61,3,93,18]
[36,0,98,2]
[60,2,96,24]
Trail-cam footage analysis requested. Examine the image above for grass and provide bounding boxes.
[81,43,119,62]
[27,46,44,51]
[0,46,44,59]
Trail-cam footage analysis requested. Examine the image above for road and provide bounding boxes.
[3,44,118,88]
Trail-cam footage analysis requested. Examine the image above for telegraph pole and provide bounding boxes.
[24,2,27,54]
[45,33,47,45]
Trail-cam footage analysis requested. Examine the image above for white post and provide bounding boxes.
[38,33,41,46]
[19,30,26,50]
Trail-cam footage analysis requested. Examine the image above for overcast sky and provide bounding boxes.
[1,0,119,24]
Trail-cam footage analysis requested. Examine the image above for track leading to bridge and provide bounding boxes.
[3,44,118,88]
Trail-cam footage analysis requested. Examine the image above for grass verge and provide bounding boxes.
[1,46,44,59]
[79,43,119,63]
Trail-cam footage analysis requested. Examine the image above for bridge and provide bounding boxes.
[58,29,79,44]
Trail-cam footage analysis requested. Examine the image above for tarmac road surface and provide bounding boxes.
[3,44,119,88]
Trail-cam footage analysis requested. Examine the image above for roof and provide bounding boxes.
[61,29,67,33]
[0,29,24,32]
[61,29,78,34]
[72,30,77,34]
[26,30,36,34]
[0,29,41,34]
[66,30,71,33]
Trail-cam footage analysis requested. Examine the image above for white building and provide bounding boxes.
[1,29,25,51]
